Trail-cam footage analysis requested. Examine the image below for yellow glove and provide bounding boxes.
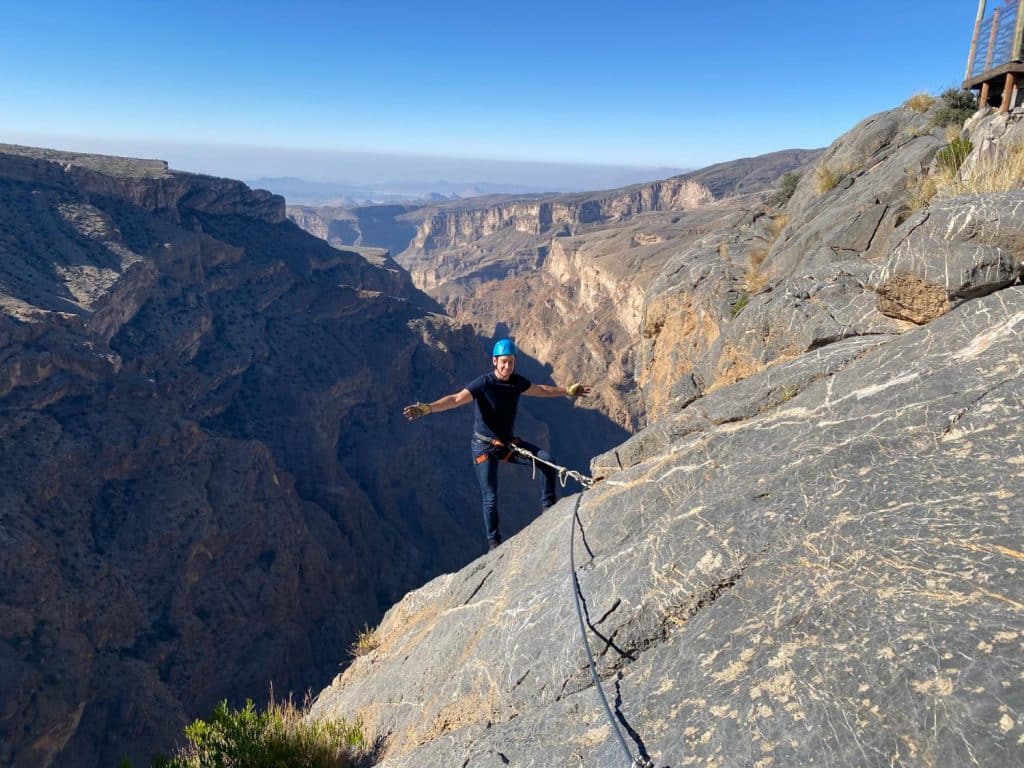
[566,382,587,399]
[404,402,432,420]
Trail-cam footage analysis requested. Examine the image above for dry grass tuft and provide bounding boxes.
[730,291,750,318]
[906,174,938,212]
[903,92,936,113]
[814,159,861,195]
[814,164,841,194]
[767,213,789,243]
[350,624,380,657]
[906,141,1024,210]
[749,247,768,271]
[944,123,962,143]
[745,267,767,295]
[934,144,1024,198]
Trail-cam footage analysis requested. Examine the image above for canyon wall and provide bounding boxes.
[0,145,598,767]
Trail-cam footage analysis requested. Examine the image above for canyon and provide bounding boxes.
[3,95,1023,768]
[0,144,622,767]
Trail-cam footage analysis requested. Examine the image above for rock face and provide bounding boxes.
[406,179,713,254]
[435,198,772,431]
[681,147,823,198]
[313,286,1024,768]
[635,104,1024,423]
[308,108,1023,767]
[287,203,420,260]
[0,145,620,767]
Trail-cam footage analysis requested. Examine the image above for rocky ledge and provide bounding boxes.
[311,279,1024,768]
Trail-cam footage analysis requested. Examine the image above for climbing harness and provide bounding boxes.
[472,433,596,489]
[473,434,524,465]
[569,495,652,768]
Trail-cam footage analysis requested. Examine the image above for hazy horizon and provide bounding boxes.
[4,132,691,200]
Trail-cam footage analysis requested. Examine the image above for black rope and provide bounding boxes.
[475,435,645,763]
[569,495,650,768]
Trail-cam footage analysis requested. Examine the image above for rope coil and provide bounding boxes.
[506,441,595,489]
[473,433,596,489]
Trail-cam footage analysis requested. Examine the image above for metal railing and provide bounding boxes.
[970,0,1021,79]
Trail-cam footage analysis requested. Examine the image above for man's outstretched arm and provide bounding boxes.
[524,382,592,399]
[403,388,473,420]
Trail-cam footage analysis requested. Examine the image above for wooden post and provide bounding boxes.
[1014,0,1024,62]
[985,7,1002,71]
[967,0,988,79]
[981,81,991,106]
[1000,72,1017,112]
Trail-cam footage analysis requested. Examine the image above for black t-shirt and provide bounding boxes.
[465,372,531,441]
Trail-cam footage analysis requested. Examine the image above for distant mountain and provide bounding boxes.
[248,171,687,206]
[245,177,465,206]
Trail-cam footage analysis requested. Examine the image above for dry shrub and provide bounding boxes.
[931,88,978,128]
[156,691,367,768]
[768,213,789,242]
[745,267,767,294]
[771,172,801,206]
[934,144,1024,198]
[814,164,840,193]
[350,624,380,657]
[904,92,936,113]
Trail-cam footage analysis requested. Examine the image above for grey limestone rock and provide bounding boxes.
[768,109,945,277]
[873,192,1024,323]
[694,261,908,392]
[311,286,1024,768]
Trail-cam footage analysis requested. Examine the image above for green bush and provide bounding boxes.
[153,699,366,768]
[931,88,978,128]
[936,137,973,174]
[730,292,750,318]
[771,172,801,206]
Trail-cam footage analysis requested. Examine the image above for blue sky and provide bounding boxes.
[1,0,978,181]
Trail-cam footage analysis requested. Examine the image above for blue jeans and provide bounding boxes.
[471,436,558,547]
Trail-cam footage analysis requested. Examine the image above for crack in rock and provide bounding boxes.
[462,569,493,605]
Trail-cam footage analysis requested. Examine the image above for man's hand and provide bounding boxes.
[565,382,592,399]
[403,402,432,420]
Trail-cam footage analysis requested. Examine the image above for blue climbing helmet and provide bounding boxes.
[492,338,516,357]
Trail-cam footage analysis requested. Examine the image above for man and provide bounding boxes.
[403,338,591,550]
